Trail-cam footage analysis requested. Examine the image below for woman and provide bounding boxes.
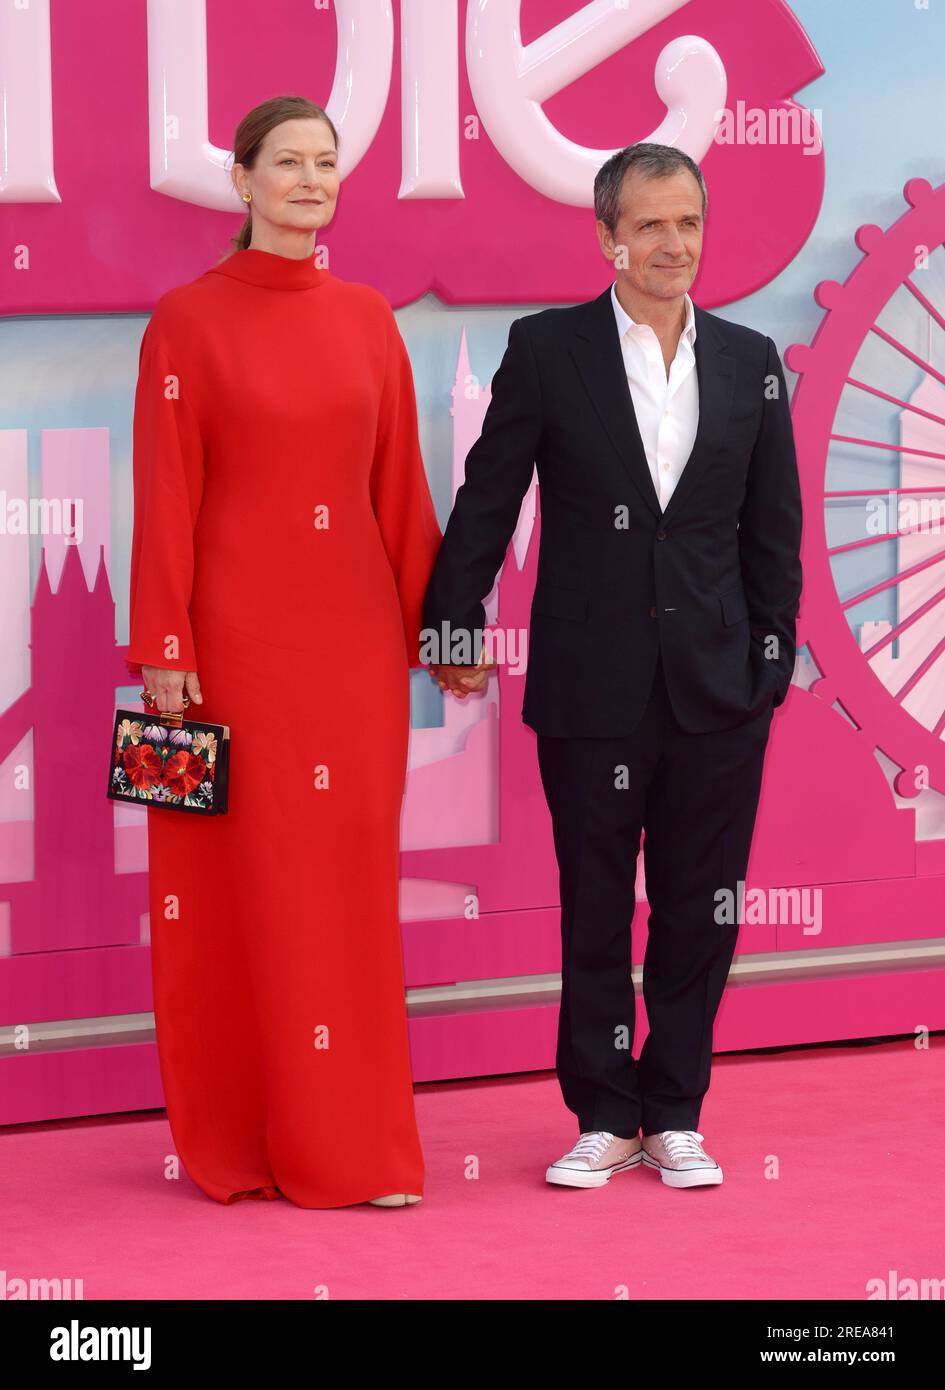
[125,95,441,1209]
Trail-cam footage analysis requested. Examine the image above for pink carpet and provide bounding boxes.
[1,1039,940,1300]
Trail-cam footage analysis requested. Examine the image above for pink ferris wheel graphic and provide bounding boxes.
[786,178,945,798]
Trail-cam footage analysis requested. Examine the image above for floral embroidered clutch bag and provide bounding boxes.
[106,694,230,815]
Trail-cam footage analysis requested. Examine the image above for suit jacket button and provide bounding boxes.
[656,529,667,541]
[649,606,657,618]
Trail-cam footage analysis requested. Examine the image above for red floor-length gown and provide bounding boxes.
[125,247,442,1207]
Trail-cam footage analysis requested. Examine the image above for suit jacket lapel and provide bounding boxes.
[569,290,735,525]
[660,304,734,528]
[570,287,661,521]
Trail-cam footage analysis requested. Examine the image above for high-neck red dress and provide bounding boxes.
[125,247,441,1207]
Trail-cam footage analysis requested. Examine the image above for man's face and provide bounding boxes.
[598,167,704,303]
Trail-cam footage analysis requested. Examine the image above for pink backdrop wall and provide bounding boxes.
[2,0,944,1125]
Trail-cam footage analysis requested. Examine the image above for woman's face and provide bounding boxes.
[234,118,339,239]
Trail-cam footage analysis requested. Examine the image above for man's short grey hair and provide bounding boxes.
[594,143,708,233]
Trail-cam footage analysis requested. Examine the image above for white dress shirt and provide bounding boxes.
[611,282,699,511]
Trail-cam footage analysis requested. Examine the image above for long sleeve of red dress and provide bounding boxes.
[126,305,206,676]
[370,311,442,668]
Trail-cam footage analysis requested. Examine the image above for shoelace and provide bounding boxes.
[658,1130,706,1160]
[569,1131,616,1163]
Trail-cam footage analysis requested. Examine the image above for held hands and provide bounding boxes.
[142,665,203,714]
[426,649,498,699]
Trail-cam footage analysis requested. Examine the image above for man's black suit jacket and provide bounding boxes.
[421,285,803,737]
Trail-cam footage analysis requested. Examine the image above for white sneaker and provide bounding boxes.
[546,1130,643,1188]
[641,1130,723,1188]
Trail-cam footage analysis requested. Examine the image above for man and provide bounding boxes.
[421,143,802,1190]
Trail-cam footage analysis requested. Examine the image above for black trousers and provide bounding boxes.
[536,651,774,1139]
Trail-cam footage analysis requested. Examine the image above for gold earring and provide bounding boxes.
[241,192,252,203]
